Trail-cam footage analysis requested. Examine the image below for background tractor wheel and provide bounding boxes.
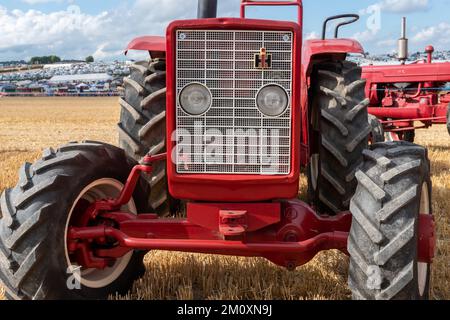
[368,114,385,143]
[308,60,370,214]
[118,59,178,216]
[403,130,416,143]
[0,142,148,300]
[348,141,432,300]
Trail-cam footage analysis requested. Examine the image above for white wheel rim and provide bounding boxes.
[418,182,430,296]
[385,132,395,142]
[64,178,137,289]
[310,154,319,191]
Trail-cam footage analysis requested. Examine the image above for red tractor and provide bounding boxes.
[363,18,450,142]
[0,0,436,300]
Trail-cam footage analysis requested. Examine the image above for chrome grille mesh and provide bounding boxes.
[175,30,293,175]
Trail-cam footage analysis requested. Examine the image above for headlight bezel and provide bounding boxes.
[255,84,290,117]
[178,82,213,116]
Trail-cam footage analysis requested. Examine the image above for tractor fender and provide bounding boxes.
[125,36,166,57]
[302,39,364,76]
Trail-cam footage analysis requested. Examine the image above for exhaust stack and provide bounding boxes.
[398,17,409,64]
[198,0,218,19]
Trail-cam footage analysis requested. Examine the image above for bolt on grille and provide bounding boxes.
[175,30,293,175]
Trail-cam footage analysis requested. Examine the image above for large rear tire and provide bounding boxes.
[118,60,176,216]
[348,141,432,300]
[308,61,371,214]
[0,142,147,300]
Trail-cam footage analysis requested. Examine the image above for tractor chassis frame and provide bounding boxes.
[67,154,436,271]
[368,102,448,134]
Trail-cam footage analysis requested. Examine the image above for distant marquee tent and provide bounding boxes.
[43,63,75,69]
[49,73,113,83]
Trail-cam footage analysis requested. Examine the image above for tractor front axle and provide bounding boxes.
[66,155,436,271]
[68,218,349,270]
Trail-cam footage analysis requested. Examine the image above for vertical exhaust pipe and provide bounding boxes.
[401,16,406,39]
[198,0,218,19]
[398,17,409,64]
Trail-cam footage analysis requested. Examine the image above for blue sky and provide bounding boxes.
[0,0,449,61]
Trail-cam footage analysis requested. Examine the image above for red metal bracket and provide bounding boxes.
[92,153,167,216]
[219,210,248,236]
[187,202,281,234]
[141,153,167,165]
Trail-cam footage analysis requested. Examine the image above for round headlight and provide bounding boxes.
[179,83,212,116]
[256,84,289,117]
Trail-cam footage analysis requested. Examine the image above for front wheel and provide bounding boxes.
[0,142,148,300]
[348,141,432,300]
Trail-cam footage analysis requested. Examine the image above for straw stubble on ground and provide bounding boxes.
[0,97,448,300]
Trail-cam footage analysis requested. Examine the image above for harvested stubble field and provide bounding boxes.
[0,97,448,300]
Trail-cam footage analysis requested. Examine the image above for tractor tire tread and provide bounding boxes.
[118,59,175,216]
[309,60,370,214]
[348,141,431,300]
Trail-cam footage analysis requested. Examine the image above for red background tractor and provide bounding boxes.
[0,0,436,300]
[362,18,450,142]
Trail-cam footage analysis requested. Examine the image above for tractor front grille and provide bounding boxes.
[175,30,293,175]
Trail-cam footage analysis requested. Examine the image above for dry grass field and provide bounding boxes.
[0,97,448,300]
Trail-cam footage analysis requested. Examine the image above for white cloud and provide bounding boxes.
[352,0,431,53]
[376,39,397,47]
[360,0,429,16]
[352,30,377,43]
[305,32,319,40]
[0,1,204,61]
[1,0,440,60]
[378,0,429,13]
[21,0,65,4]
[412,22,450,45]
